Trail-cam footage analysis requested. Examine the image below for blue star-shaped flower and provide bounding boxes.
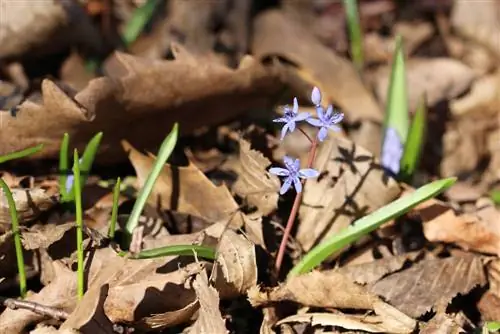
[306,104,344,142]
[381,127,404,175]
[269,156,319,194]
[273,97,311,140]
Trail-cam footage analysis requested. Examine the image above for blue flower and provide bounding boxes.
[273,97,311,140]
[269,156,319,194]
[381,127,404,175]
[306,104,344,142]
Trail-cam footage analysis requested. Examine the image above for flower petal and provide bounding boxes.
[330,112,344,124]
[293,177,302,193]
[311,87,321,106]
[280,176,293,194]
[273,117,287,123]
[288,120,296,133]
[269,167,290,176]
[292,97,299,114]
[328,125,342,132]
[294,112,311,122]
[306,118,322,127]
[299,168,319,178]
[283,155,294,168]
[280,122,290,140]
[325,105,333,118]
[318,127,328,142]
[292,158,300,172]
[316,106,326,122]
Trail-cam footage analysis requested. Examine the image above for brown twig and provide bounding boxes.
[0,296,69,320]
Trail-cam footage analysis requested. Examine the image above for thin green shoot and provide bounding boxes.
[486,321,500,332]
[490,190,500,206]
[0,179,27,298]
[382,35,409,149]
[343,0,364,70]
[125,123,178,245]
[0,144,44,164]
[59,133,70,199]
[289,177,457,277]
[399,95,427,182]
[123,0,160,47]
[108,177,121,239]
[117,244,216,260]
[72,150,85,300]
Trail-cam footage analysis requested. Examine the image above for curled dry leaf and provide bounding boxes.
[62,223,255,331]
[0,48,281,162]
[248,271,415,332]
[232,139,280,216]
[420,310,466,334]
[368,253,487,318]
[0,187,58,229]
[21,222,74,250]
[297,136,401,251]
[375,58,475,113]
[123,141,243,228]
[252,9,382,123]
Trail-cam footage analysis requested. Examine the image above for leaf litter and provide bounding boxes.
[1,1,500,333]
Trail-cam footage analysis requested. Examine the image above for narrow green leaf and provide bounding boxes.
[289,177,457,277]
[123,0,160,47]
[125,124,179,243]
[382,35,409,146]
[119,244,216,261]
[59,133,70,199]
[490,190,500,206]
[343,0,364,70]
[108,177,121,239]
[400,95,427,181]
[72,150,85,300]
[0,179,27,298]
[0,144,44,164]
[486,321,500,332]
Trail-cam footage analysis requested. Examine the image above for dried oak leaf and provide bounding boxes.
[374,58,475,113]
[478,259,500,321]
[0,47,281,162]
[252,9,382,123]
[296,136,401,251]
[123,141,242,227]
[368,253,487,318]
[232,139,280,216]
[248,271,415,332]
[21,222,74,250]
[420,311,466,334]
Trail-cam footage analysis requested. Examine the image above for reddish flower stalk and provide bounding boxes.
[275,135,319,274]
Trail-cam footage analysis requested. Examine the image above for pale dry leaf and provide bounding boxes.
[0,50,281,162]
[252,9,382,123]
[375,58,475,113]
[369,253,486,318]
[0,261,77,333]
[242,211,266,249]
[297,136,401,251]
[277,311,412,334]
[21,222,74,250]
[450,72,500,117]
[232,139,280,216]
[452,0,500,58]
[123,141,243,228]
[144,299,200,330]
[420,312,465,334]
[189,271,227,334]
[30,326,78,334]
[478,259,500,321]
[0,187,58,229]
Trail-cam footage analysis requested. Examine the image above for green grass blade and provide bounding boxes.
[399,95,427,181]
[108,177,121,239]
[343,0,364,70]
[119,244,216,260]
[59,133,70,200]
[125,123,179,243]
[289,177,457,277]
[486,321,500,332]
[123,0,160,47]
[0,179,27,298]
[0,144,44,164]
[72,150,85,300]
[382,35,409,146]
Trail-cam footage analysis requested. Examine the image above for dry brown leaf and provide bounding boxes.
[252,9,382,123]
[232,139,280,216]
[478,259,500,321]
[123,141,242,228]
[0,49,280,162]
[189,271,227,334]
[297,136,401,251]
[277,311,413,334]
[452,0,500,58]
[0,261,77,333]
[248,271,415,331]
[21,222,74,250]
[450,73,500,117]
[369,253,486,318]
[30,326,78,334]
[0,187,58,229]
[420,312,465,334]
[374,58,475,113]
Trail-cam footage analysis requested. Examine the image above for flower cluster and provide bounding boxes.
[270,87,344,194]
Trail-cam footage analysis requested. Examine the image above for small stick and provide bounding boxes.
[0,296,69,320]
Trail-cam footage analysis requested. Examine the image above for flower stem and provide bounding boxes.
[275,136,319,274]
